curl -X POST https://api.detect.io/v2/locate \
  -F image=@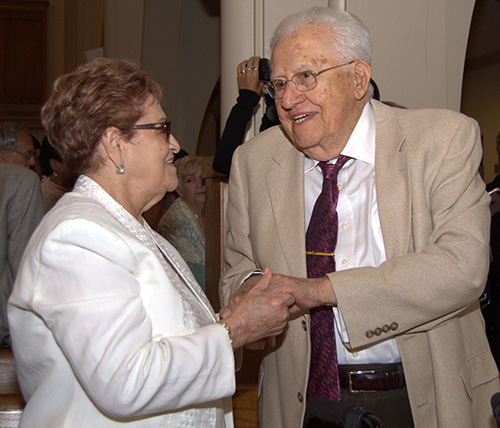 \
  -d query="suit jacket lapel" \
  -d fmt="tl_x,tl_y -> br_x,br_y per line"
264,103 -> 412,275
372,101 -> 412,259
266,141 -> 308,277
